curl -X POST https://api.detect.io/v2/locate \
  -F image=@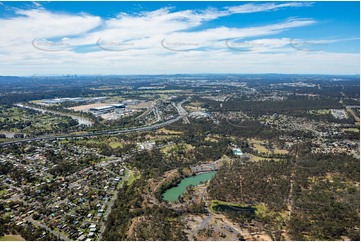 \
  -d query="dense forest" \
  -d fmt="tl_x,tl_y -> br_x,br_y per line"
289,153 -> 360,241
194,96 -> 344,114
102,180 -> 185,241
207,152 -> 360,241
208,158 -> 292,211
